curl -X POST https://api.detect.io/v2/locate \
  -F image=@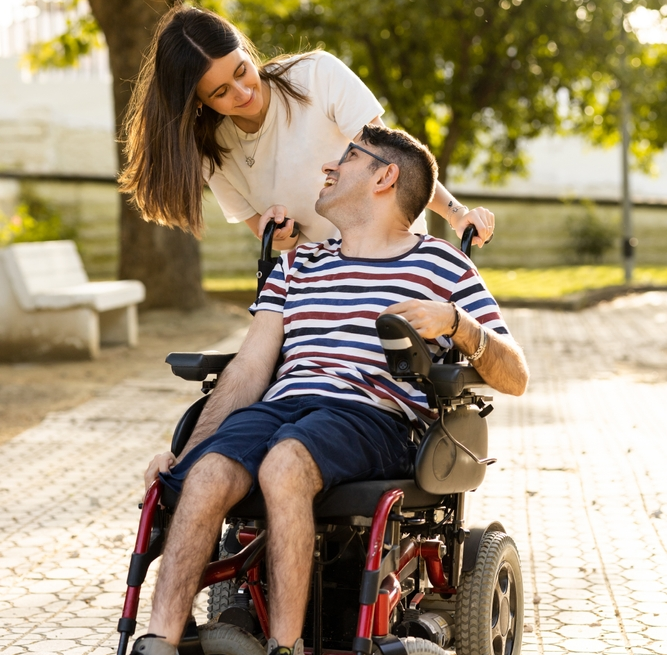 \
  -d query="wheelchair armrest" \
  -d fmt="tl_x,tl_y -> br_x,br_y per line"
376,314 -> 487,399
429,363 -> 485,398
165,351 -> 236,381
